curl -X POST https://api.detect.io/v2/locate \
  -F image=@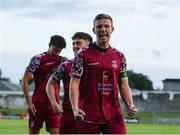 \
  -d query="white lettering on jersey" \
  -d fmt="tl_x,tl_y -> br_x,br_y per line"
88,62 -> 99,66
45,62 -> 55,65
